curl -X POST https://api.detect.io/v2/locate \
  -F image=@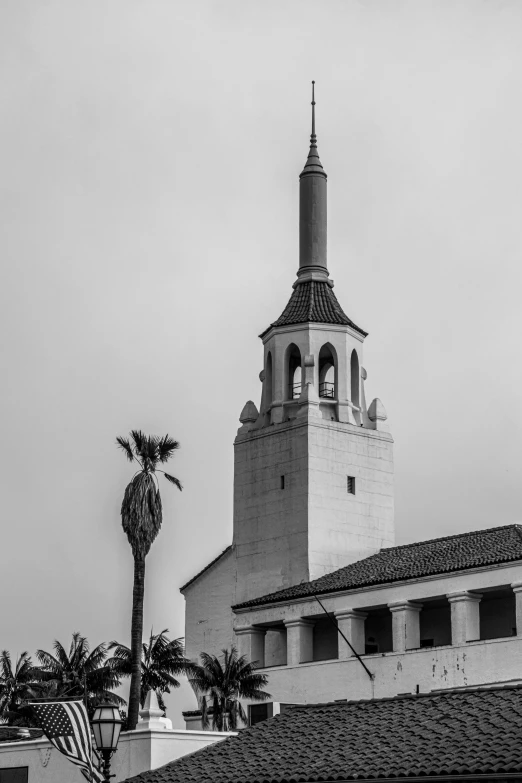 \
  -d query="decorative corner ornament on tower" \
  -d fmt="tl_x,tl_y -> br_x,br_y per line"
91,703 -> 123,781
